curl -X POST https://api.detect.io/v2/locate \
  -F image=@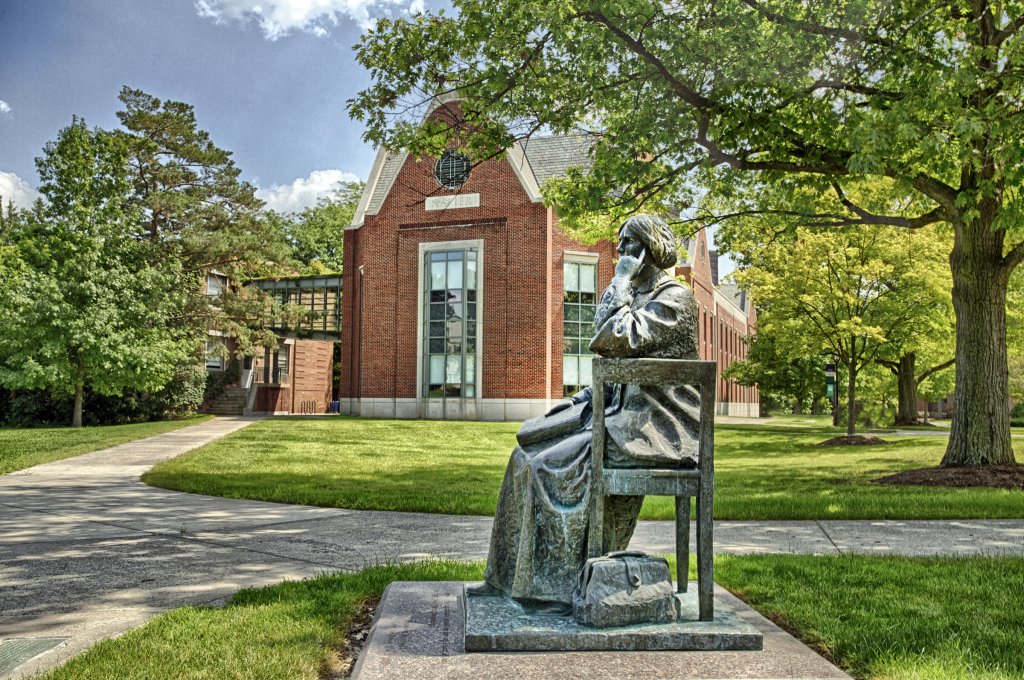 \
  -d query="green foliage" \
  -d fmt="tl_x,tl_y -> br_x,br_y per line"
733,225 -> 951,434
276,181 -> 362,274
115,87 -> 295,358
202,360 -> 241,404
0,119 -> 192,425
722,332 -> 826,414
349,0 -> 1024,464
